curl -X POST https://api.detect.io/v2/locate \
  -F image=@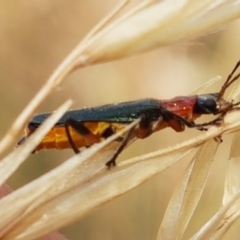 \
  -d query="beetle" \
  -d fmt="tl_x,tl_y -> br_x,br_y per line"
17,60 -> 240,167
